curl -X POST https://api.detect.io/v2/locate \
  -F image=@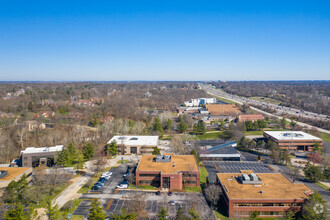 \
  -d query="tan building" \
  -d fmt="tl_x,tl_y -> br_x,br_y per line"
263,131 -> 322,151
136,155 -> 200,190
217,171 -> 312,218
0,167 -> 33,197
238,114 -> 265,122
108,136 -> 159,155
20,145 -> 63,167
205,104 -> 241,116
